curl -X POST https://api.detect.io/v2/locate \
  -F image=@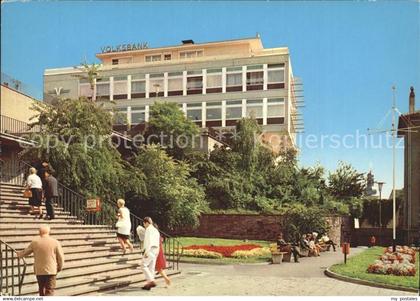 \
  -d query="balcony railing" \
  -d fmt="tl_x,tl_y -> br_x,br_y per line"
0,115 -> 40,135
